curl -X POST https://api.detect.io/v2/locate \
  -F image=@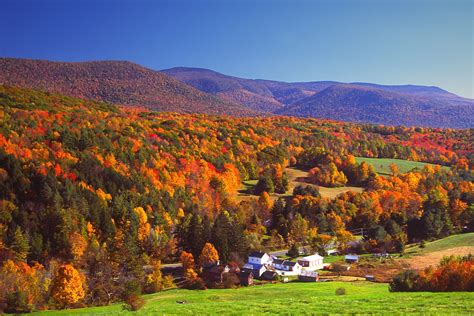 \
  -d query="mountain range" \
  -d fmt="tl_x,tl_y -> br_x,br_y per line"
163,67 -> 473,128
0,57 -> 472,128
0,58 -> 255,116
